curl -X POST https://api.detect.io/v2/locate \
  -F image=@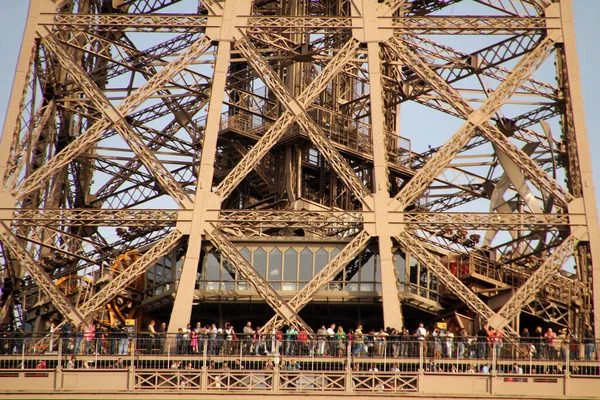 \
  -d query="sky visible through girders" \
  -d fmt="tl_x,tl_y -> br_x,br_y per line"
0,1 -> 599,239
